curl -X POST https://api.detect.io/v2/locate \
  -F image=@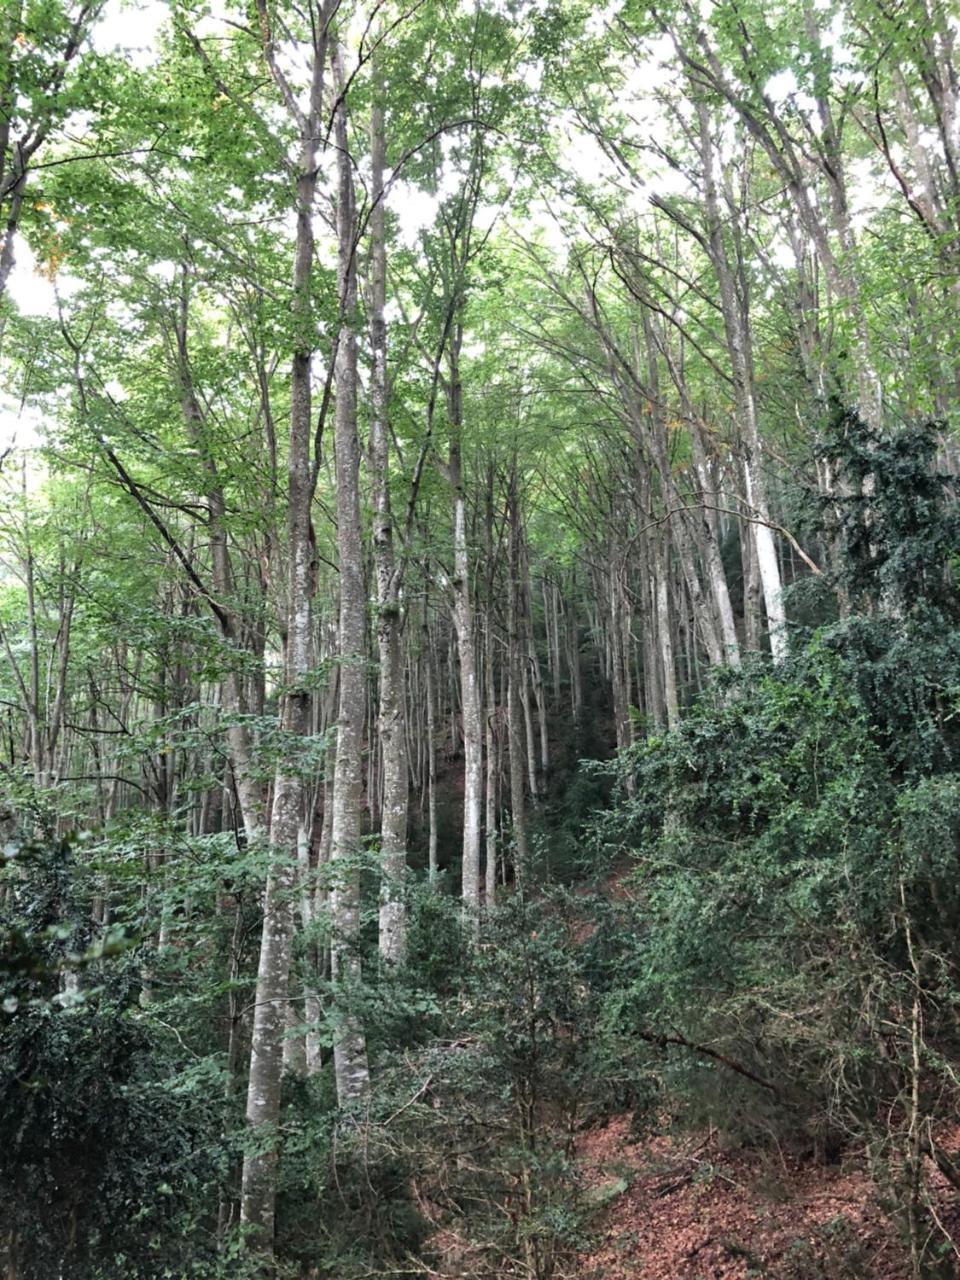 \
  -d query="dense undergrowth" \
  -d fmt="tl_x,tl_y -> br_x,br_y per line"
4,412 -> 960,1278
